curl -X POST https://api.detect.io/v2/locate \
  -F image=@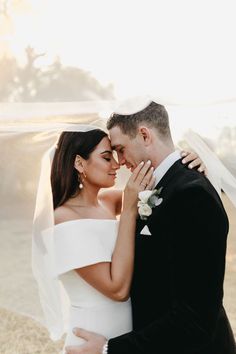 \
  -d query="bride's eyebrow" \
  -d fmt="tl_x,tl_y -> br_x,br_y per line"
100,150 -> 112,155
